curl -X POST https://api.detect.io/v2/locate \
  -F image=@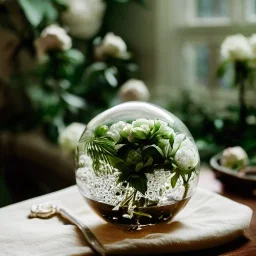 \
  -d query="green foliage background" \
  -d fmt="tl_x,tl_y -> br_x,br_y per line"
0,0 -> 144,142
